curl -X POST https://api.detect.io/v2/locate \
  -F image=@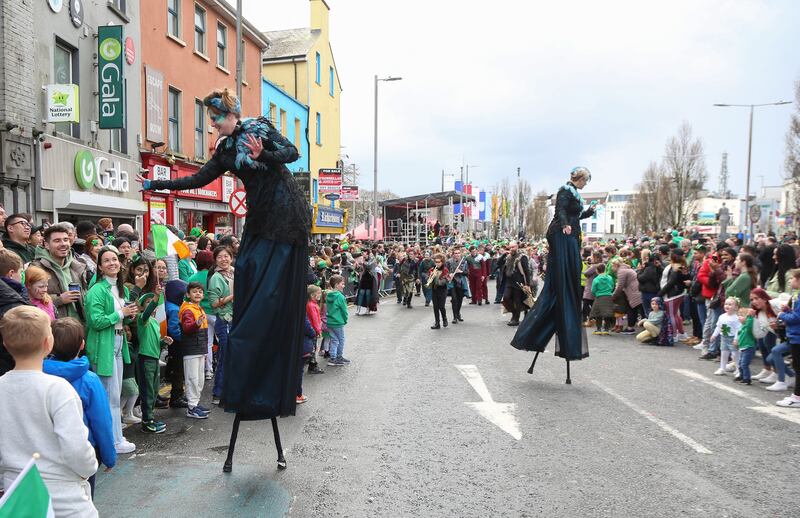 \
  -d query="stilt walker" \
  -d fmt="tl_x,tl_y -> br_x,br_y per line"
139,88 -> 311,471
511,167 -> 600,383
